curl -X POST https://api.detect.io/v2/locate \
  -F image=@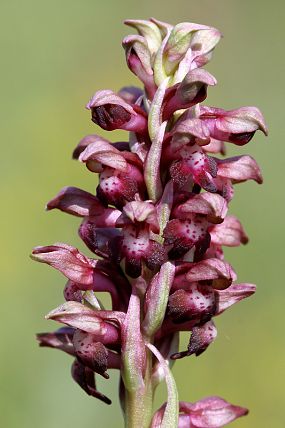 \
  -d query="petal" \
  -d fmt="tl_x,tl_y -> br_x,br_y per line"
150,406 -> 165,428
171,117 -> 211,146
184,396 -> 248,427
185,258 -> 236,289
218,107 -> 268,135
45,301 -> 120,341
163,23 -> 220,75
163,69 -> 216,119
200,106 -> 268,145
178,415 -> 192,428
79,220 -> 121,258
31,243 -> 95,285
173,27 -> 221,84
151,406 -> 192,428
72,134 -> 110,160
122,35 -> 156,98
217,155 -> 263,184
87,89 -> 147,133
174,192 -> 228,224
79,139 -> 128,172
150,17 -> 173,38
45,301 -> 103,333
124,19 -> 162,56
46,186 -> 104,217
119,200 -> 159,232
212,176 -> 235,202
202,138 -> 226,155
87,89 -> 134,113
210,215 -> 248,247
152,396 -> 248,428
190,26 -> 222,68
36,327 -> 75,356
216,283 -> 256,315
204,243 -> 225,261
83,208 -> 122,228
177,69 -> 217,104
123,35 -> 153,75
